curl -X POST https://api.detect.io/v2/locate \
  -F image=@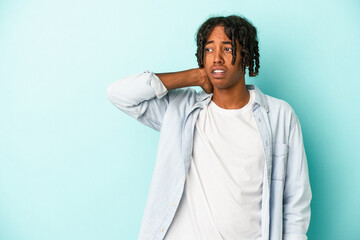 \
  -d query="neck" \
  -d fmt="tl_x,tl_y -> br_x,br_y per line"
211,79 -> 250,109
